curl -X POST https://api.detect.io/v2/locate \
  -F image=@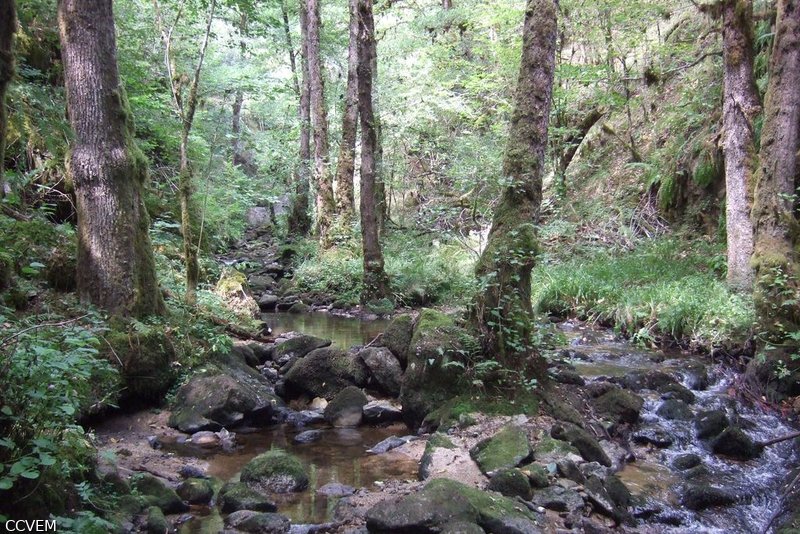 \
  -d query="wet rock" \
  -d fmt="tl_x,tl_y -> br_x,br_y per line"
359,347 -> 403,396
617,370 -> 678,392
317,483 -> 355,497
258,294 -> 280,311
145,506 -> 169,534
176,478 -> 214,505
523,464 -> 550,489
531,485 -> 584,513
470,425 -> 533,475
711,427 -> 762,461
551,368 -> 586,386
672,453 -> 702,471
224,510 -> 291,533
440,521 -> 485,534
240,450 -> 309,493
559,349 -> 591,361
592,389 -> 644,425
288,301 -> 311,314
293,429 -> 323,444
680,362 -> 709,391
262,366 -> 280,382
695,409 -> 730,439
659,383 -> 696,404
285,409 -> 325,428
487,468 -> 533,500
131,474 -> 189,514
655,399 -> 693,421
365,478 -> 540,533
551,423 -> 611,467
632,427 -> 674,448
273,335 -> 331,361
218,482 -> 278,513
368,435 -> 415,454
683,464 -> 710,479
284,347 -> 367,399
362,400 -> 403,425
324,386 -> 368,427
178,465 -> 208,479
681,484 -> 737,510
604,474 -> 632,510
380,314 -> 414,366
